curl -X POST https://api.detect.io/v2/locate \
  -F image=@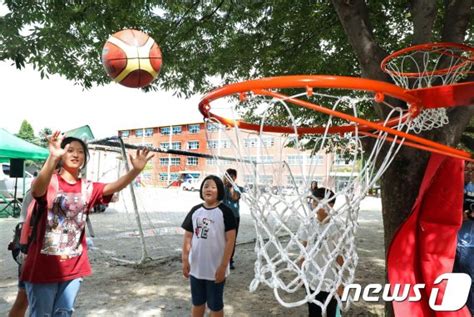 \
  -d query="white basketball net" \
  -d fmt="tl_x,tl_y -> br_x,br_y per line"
204,87 -> 418,314
382,44 -> 473,134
